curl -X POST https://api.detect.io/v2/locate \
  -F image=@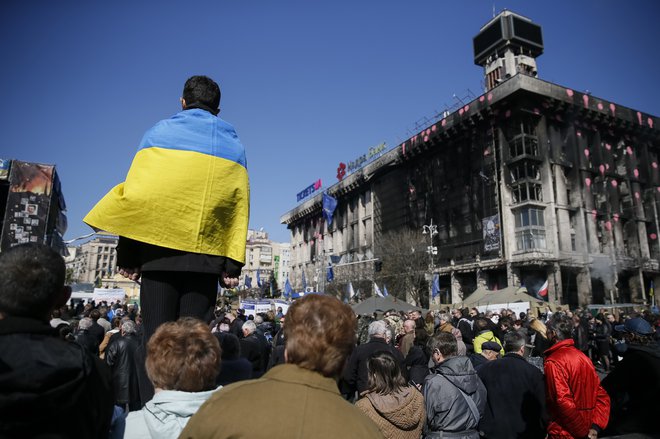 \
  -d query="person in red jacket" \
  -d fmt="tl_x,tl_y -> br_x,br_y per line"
544,313 -> 610,439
